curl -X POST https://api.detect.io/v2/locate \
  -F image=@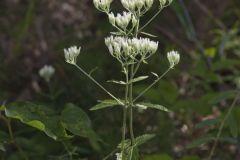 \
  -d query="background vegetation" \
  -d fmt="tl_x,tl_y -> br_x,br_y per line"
0,0 -> 240,159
